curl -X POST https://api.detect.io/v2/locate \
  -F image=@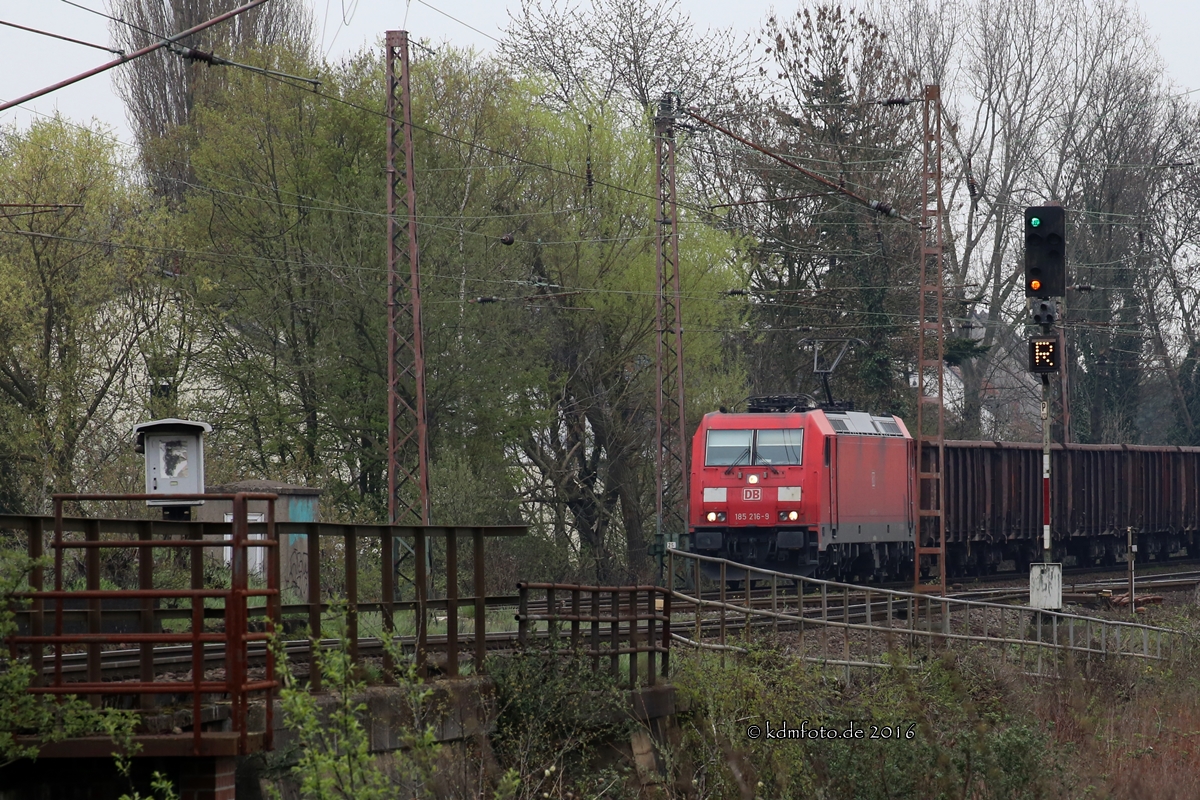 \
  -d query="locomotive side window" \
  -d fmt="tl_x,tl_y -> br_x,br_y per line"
754,429 -> 803,465
706,429 -> 752,465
